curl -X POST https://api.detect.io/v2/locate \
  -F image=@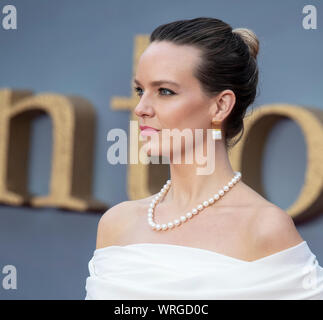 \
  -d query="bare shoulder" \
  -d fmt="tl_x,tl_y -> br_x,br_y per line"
95,196 -> 155,249
251,204 -> 305,257
95,200 -> 136,249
